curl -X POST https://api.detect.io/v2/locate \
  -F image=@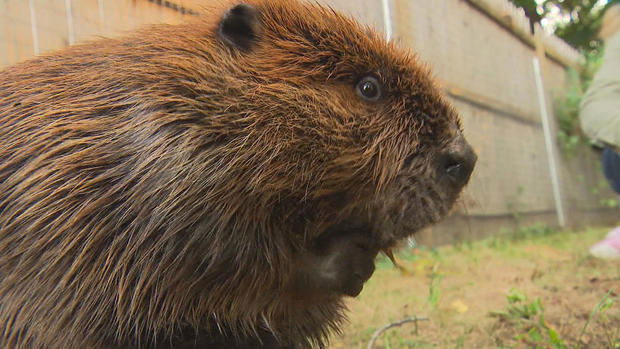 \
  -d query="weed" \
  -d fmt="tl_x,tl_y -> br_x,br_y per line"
492,288 -> 542,320
453,335 -> 466,349
506,185 -> 526,226
600,198 -> 619,208
491,288 -> 568,348
428,264 -> 443,309
453,240 -> 474,253
486,224 -> 558,252
580,290 -> 619,347
510,223 -> 557,241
